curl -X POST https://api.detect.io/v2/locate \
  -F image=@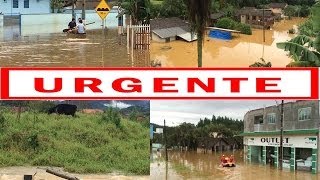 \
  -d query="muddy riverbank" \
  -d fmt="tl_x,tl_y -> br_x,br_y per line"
151,18 -> 306,67
0,167 -> 149,180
